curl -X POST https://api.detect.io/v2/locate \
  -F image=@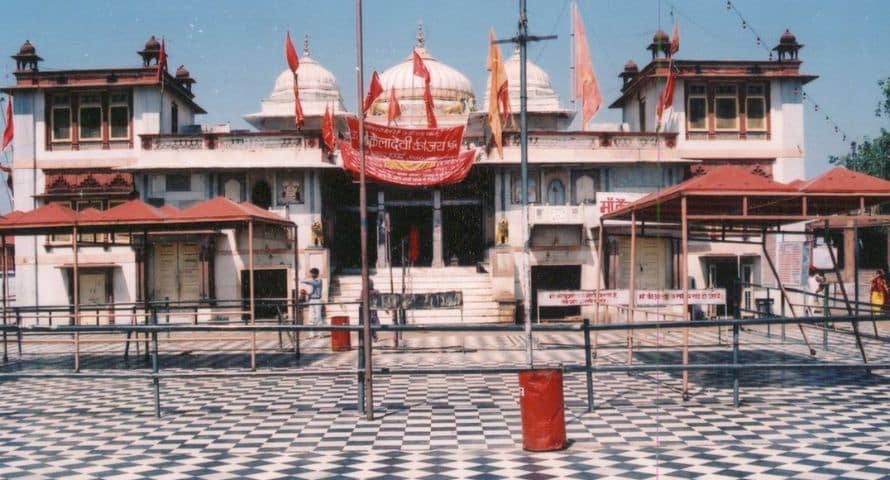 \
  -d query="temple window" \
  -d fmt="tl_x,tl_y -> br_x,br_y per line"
745,84 -> 766,131
714,84 -> 739,131
109,92 -> 130,140
51,94 -> 72,142
686,85 -> 707,131
78,93 -> 102,141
